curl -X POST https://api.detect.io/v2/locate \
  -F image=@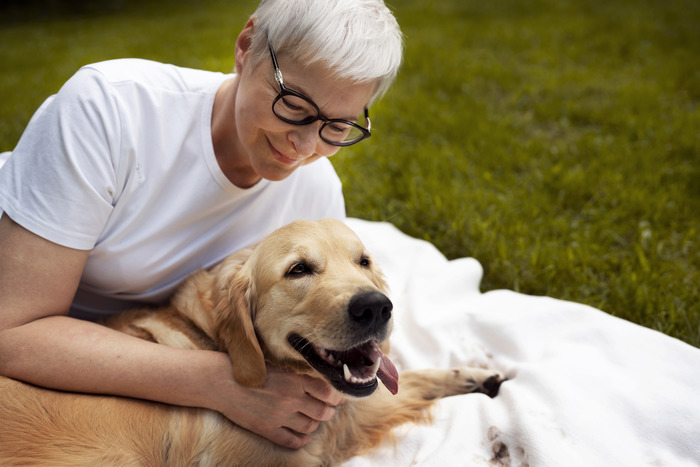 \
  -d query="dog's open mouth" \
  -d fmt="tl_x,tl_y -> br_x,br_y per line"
288,334 -> 399,397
